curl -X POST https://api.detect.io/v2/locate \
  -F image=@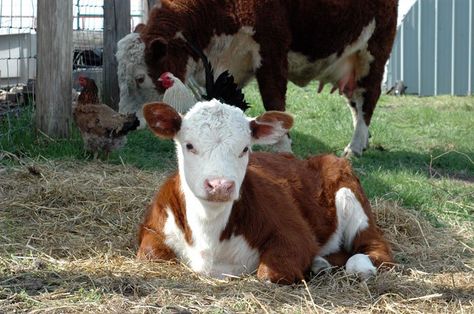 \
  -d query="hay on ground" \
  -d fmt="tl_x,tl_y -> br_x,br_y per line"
0,159 -> 473,313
